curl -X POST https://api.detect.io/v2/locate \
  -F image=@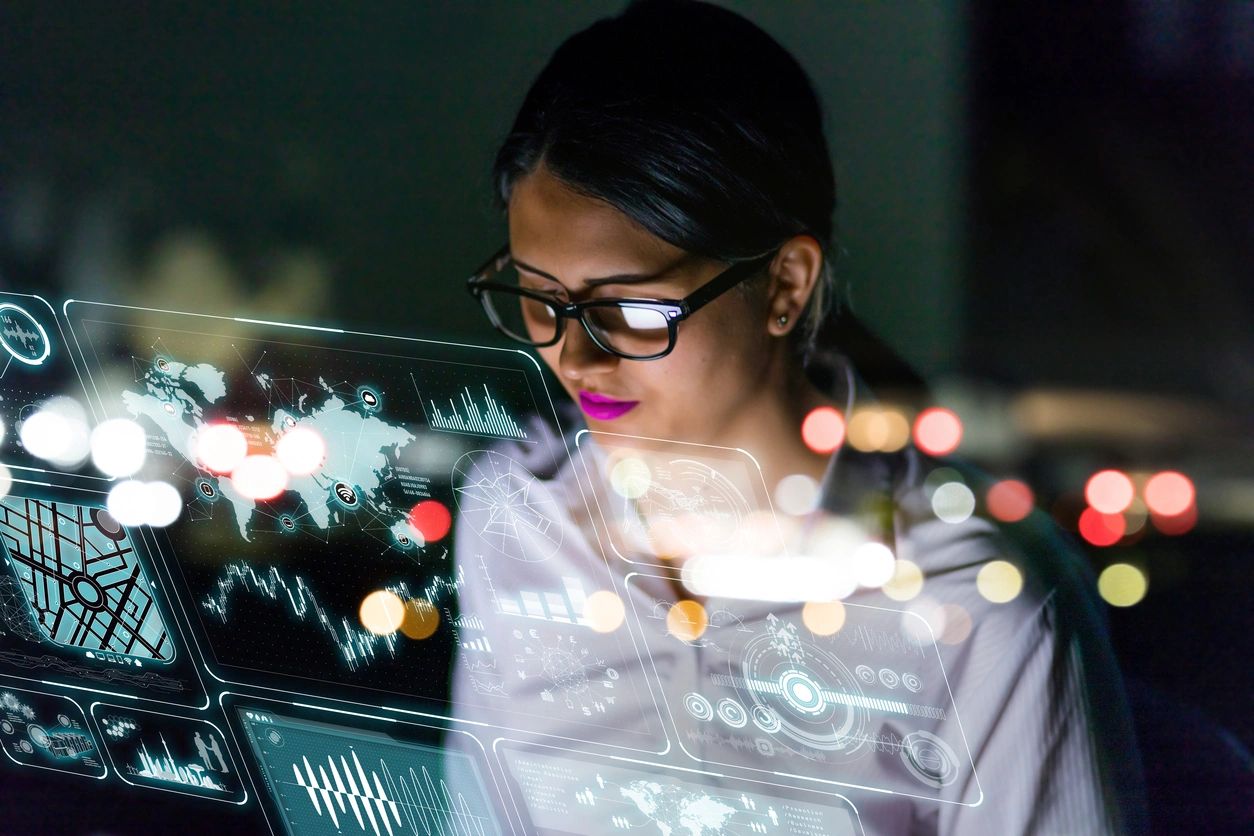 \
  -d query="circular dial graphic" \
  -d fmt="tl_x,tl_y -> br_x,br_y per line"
453,450 -> 563,562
